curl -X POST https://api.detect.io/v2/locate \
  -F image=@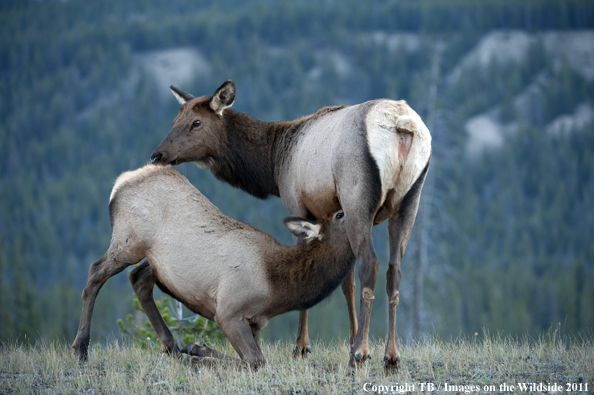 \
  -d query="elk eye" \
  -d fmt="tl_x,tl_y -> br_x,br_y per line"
336,212 -> 344,219
192,120 -> 201,128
